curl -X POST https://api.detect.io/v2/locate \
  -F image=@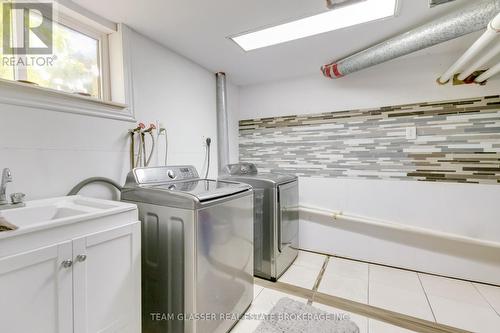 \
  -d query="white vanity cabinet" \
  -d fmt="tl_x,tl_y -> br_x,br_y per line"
0,196 -> 141,333
0,240 -> 74,333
